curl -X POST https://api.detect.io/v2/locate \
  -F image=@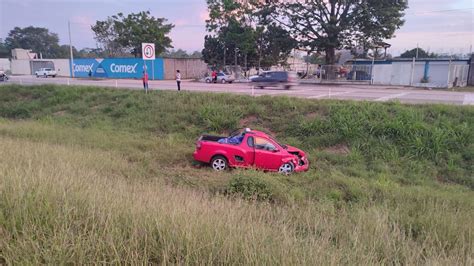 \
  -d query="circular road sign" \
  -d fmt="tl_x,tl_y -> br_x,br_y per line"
143,44 -> 155,59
